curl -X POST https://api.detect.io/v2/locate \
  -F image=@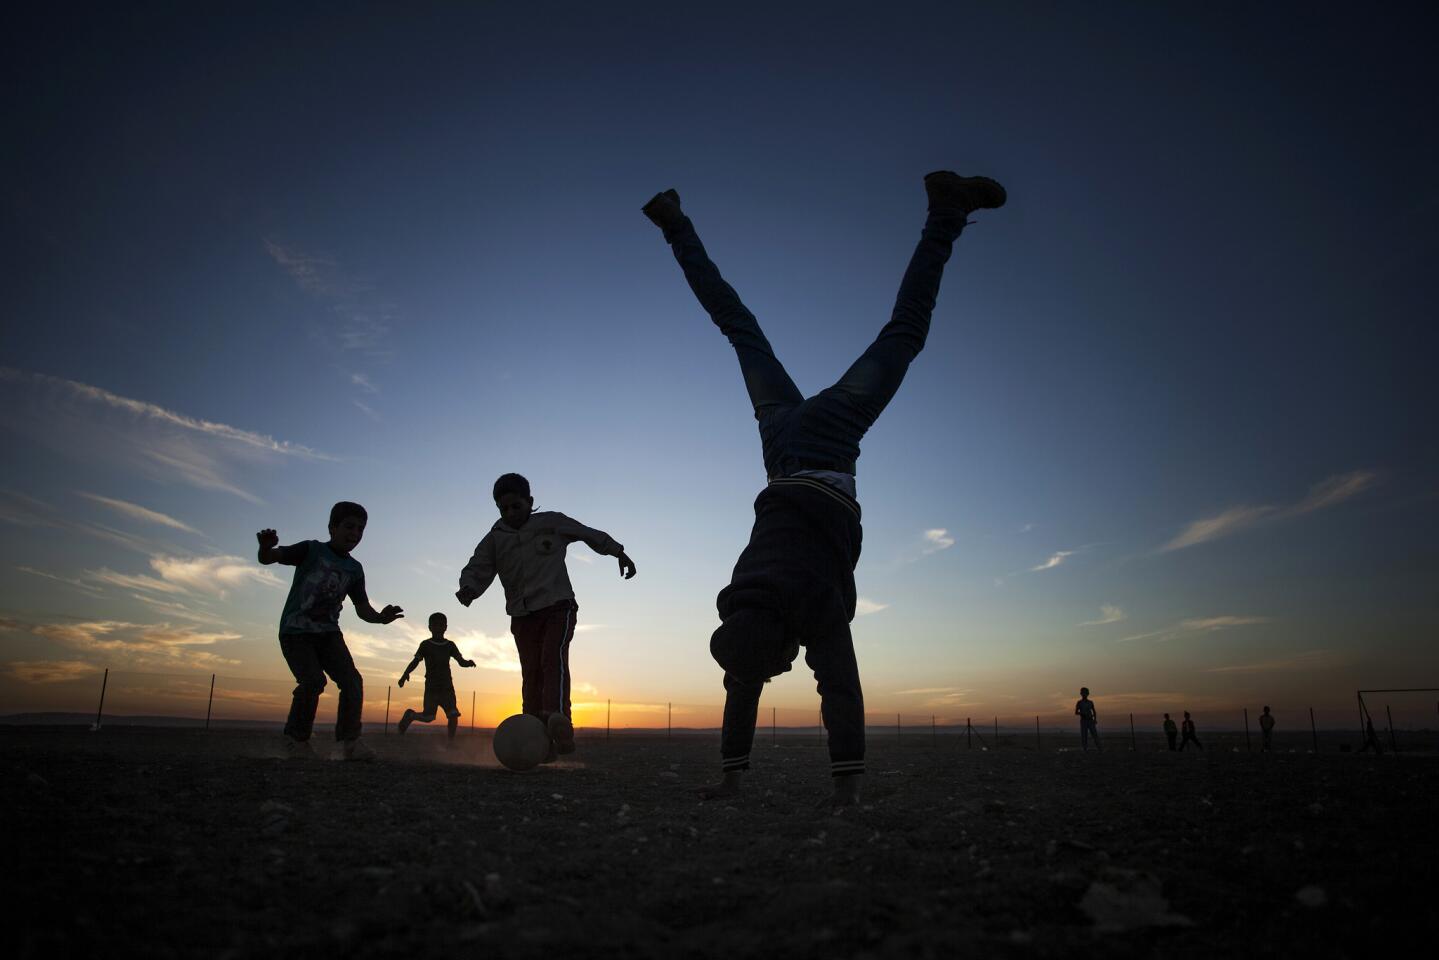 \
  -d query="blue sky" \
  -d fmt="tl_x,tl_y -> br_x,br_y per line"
2,2 -> 1435,726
